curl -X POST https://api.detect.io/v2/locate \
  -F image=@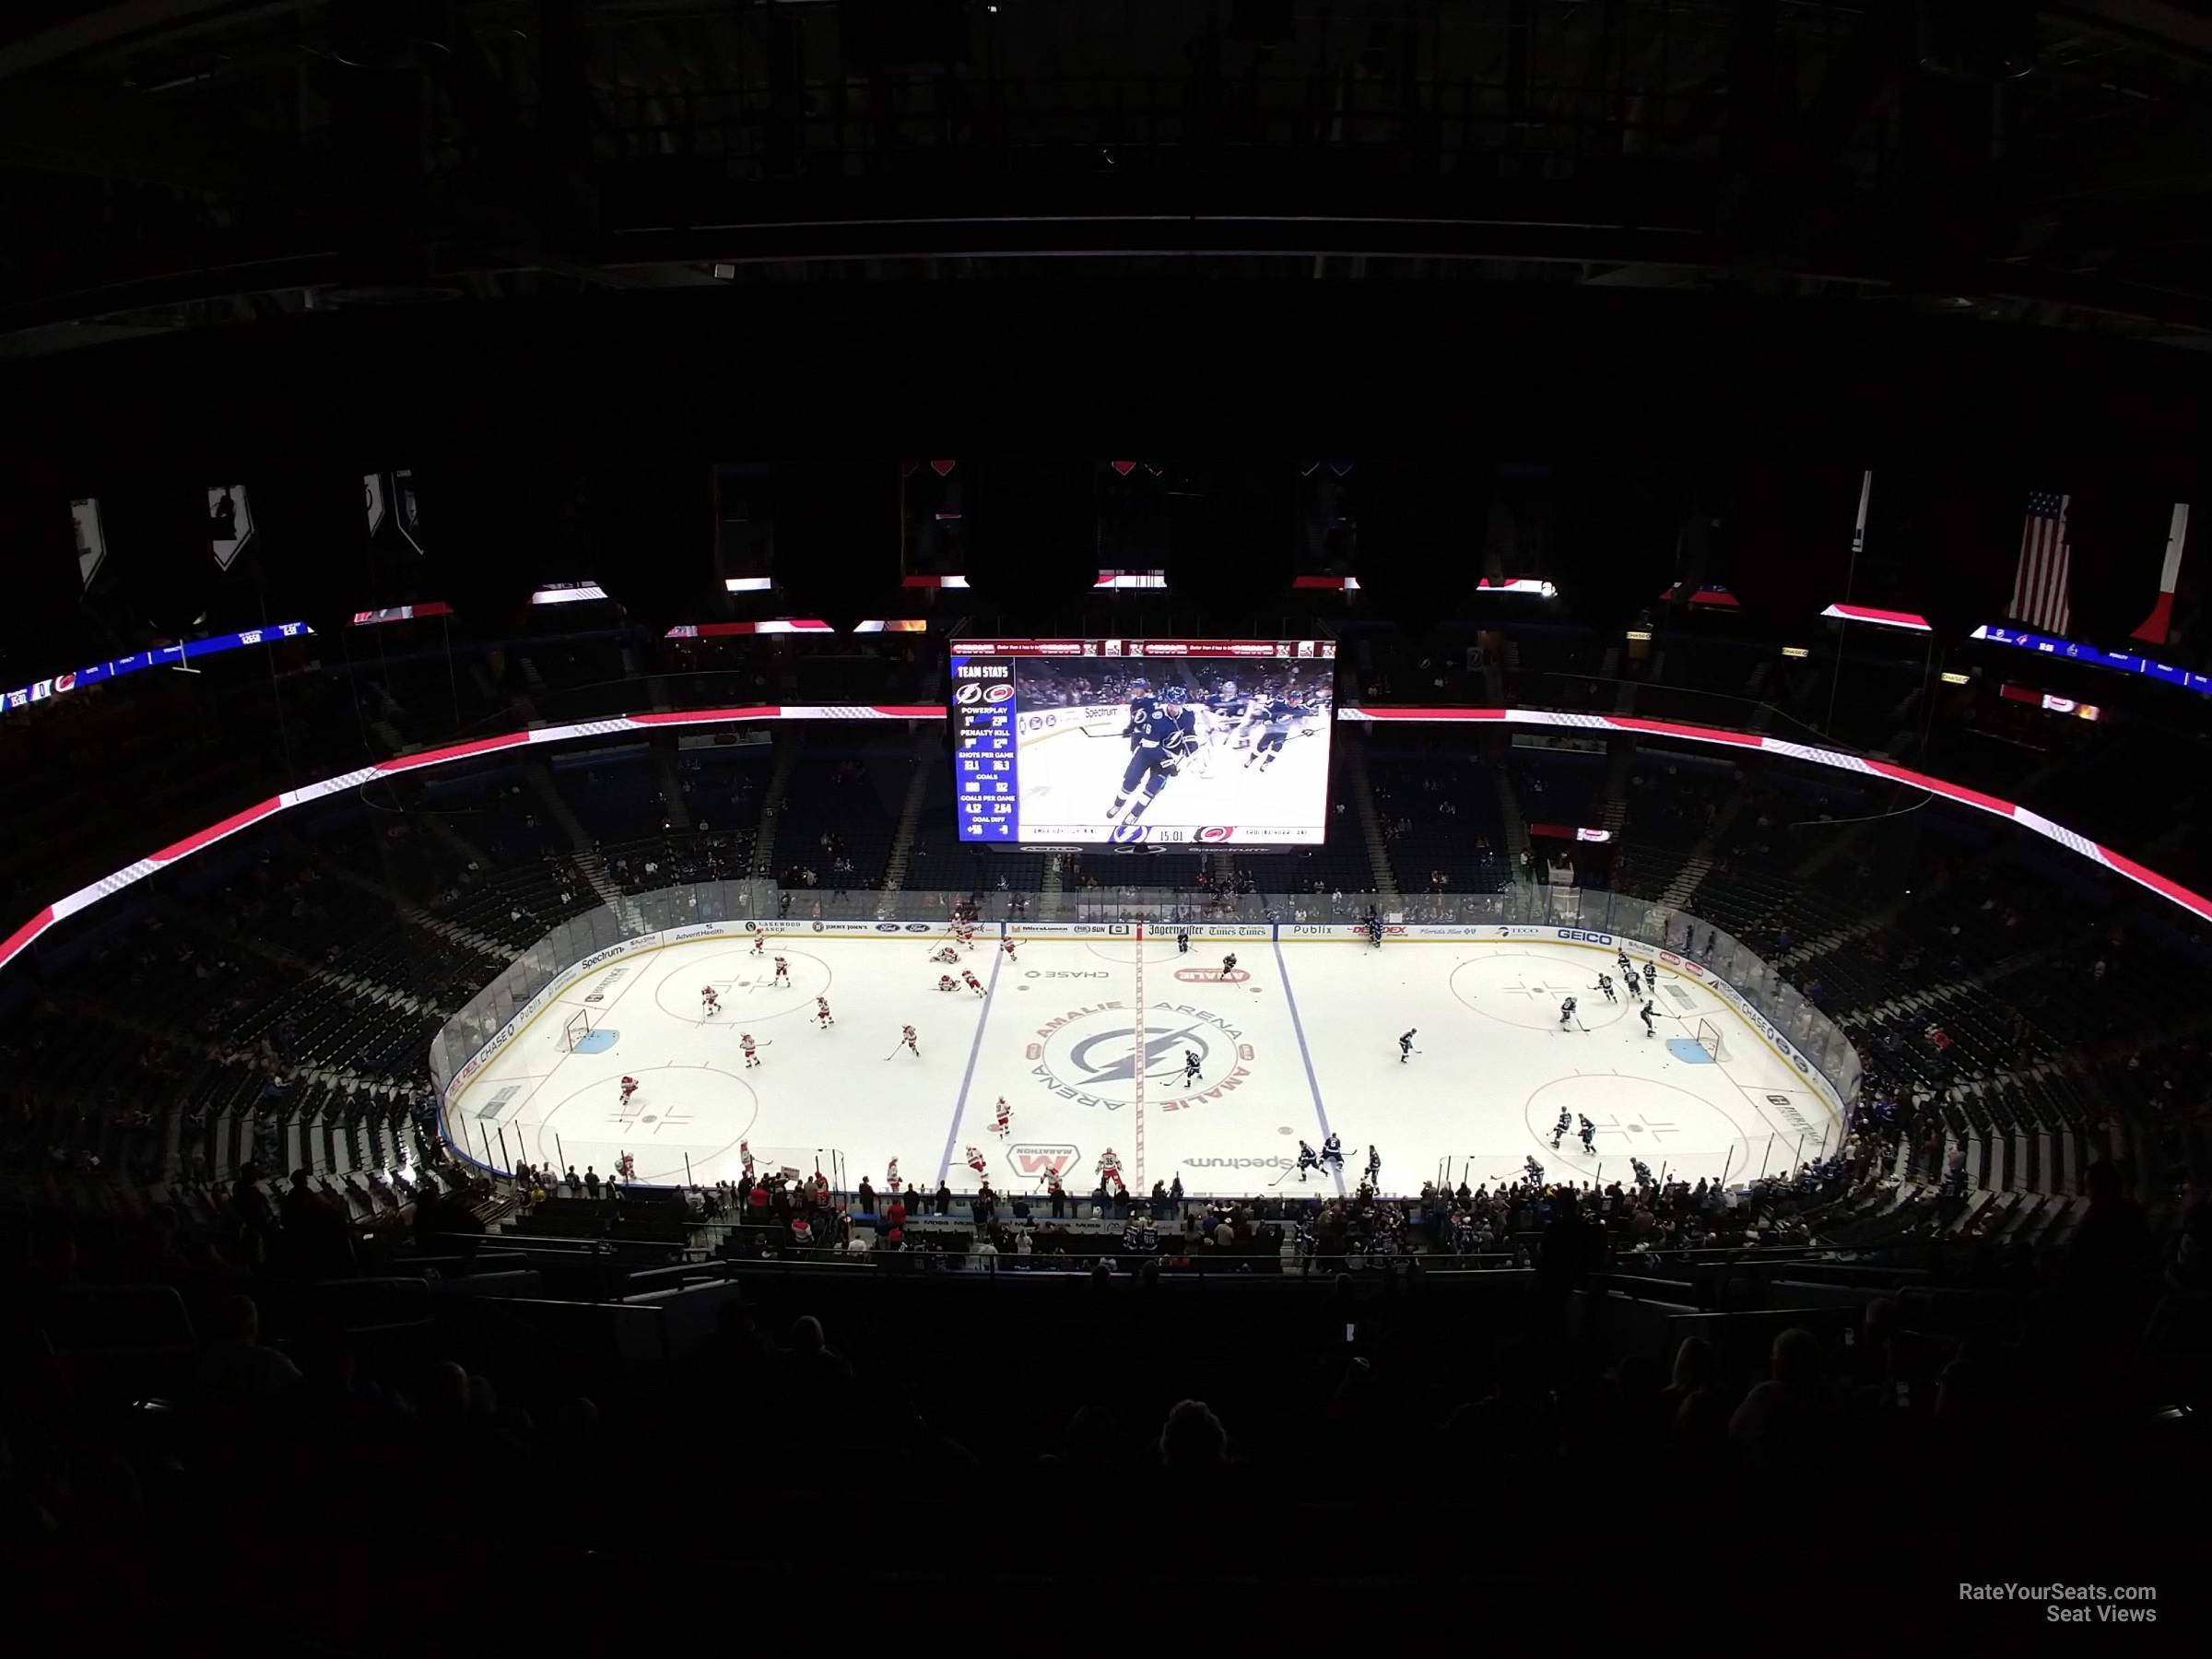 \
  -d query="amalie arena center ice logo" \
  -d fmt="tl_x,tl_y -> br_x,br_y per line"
1028,1002 -> 1255,1113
